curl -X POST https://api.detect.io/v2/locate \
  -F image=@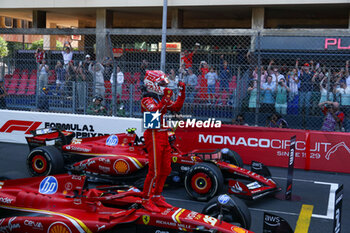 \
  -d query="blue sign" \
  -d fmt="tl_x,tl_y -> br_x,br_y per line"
218,194 -> 230,205
143,111 -> 161,129
39,176 -> 58,194
106,135 -> 119,146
